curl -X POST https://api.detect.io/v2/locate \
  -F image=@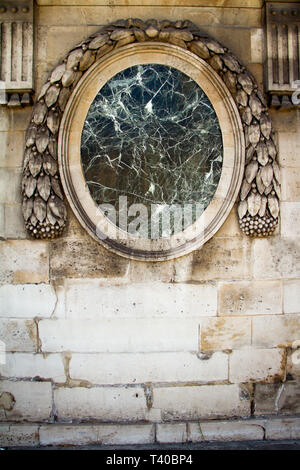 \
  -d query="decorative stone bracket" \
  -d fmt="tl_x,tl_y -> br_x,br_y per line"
266,2 -> 300,108
0,0 -> 34,107
21,19 -> 280,242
